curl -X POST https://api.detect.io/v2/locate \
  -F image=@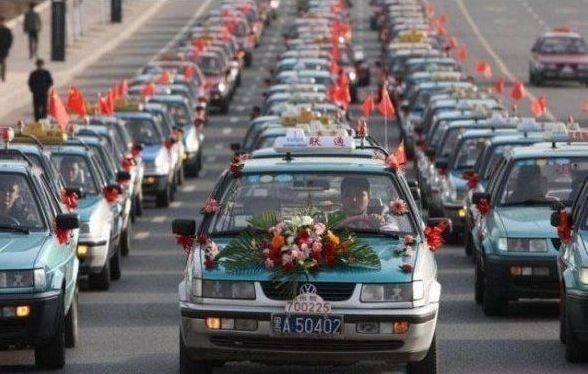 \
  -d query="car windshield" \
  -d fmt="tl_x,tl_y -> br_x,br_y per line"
198,55 -> 224,75
51,154 -> 99,195
499,157 -> 588,206
439,127 -> 463,157
0,173 -> 44,230
167,102 -> 192,126
539,37 -> 588,54
453,137 -> 489,169
124,118 -> 162,145
210,173 -> 414,235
